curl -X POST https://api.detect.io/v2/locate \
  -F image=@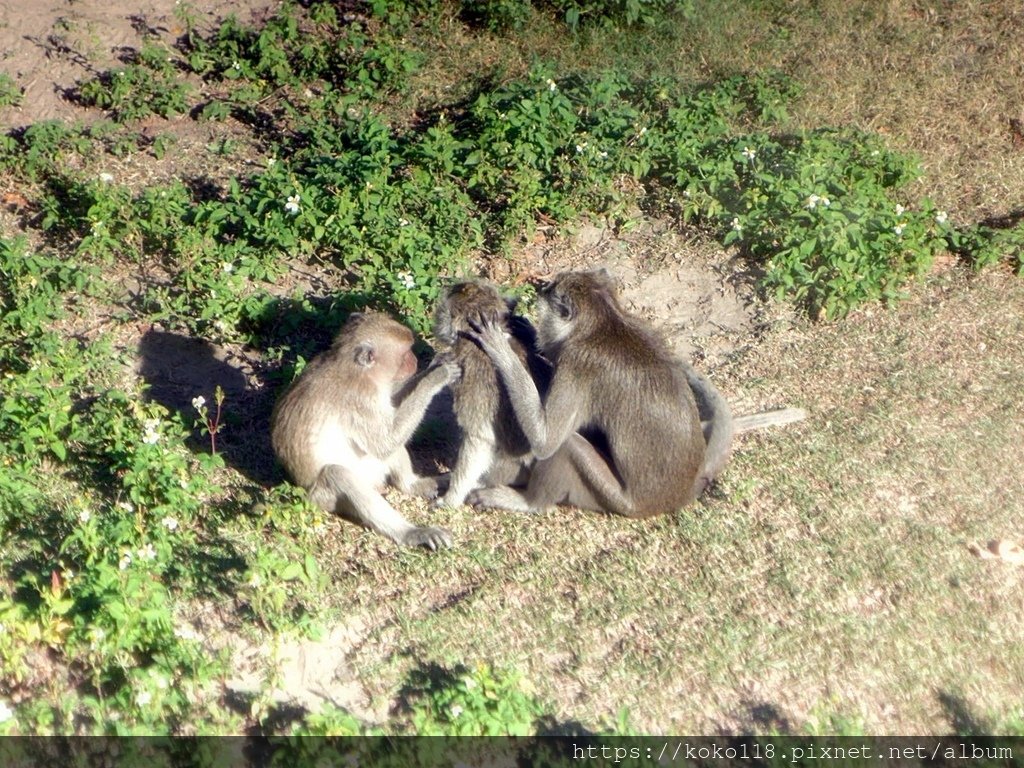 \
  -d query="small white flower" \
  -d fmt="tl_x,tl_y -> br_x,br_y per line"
575,144 -> 585,154
0,700 -> 14,724
638,126 -> 648,136
90,220 -> 105,237
162,516 -> 179,532
463,677 -> 477,690
118,501 -> 134,513
174,625 -> 200,641
284,194 -> 301,215
806,194 -> 821,209
397,271 -> 416,290
267,157 -> 276,167
142,430 -> 160,445
232,61 -> 241,71
99,172 -> 115,184
398,218 -> 410,227
935,210 -> 948,225
119,553 -> 132,570
545,78 -> 557,91
135,690 -> 152,707
598,150 -> 608,159
741,146 -> 756,161
894,223 -> 906,236
137,544 -> 157,562
895,204 -> 906,215
142,419 -> 160,444
192,396 -> 206,411
249,574 -> 262,588
63,569 -> 74,581
78,508 -> 92,524
821,196 -> 831,207
731,217 -> 743,232
450,704 -> 464,719
222,262 -> 234,274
